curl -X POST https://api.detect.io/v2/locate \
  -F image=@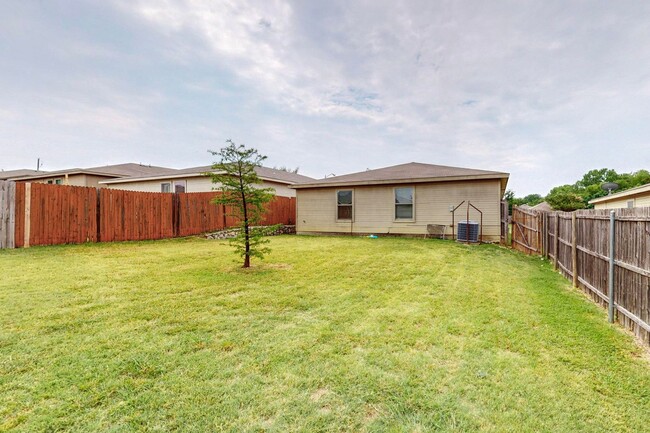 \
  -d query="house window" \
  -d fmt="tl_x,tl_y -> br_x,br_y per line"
161,183 -> 171,193
627,199 -> 635,208
337,190 -> 353,220
55,179 -> 62,185
174,180 -> 186,193
394,187 -> 414,220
